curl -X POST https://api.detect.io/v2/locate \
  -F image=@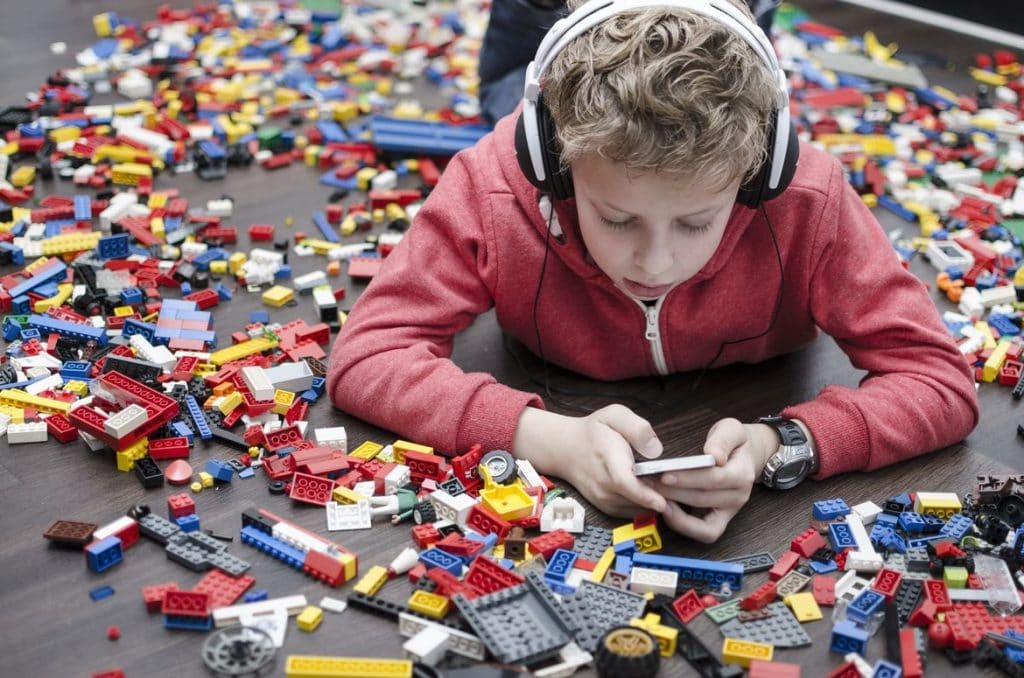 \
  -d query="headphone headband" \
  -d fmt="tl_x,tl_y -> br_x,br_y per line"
521,0 -> 791,191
